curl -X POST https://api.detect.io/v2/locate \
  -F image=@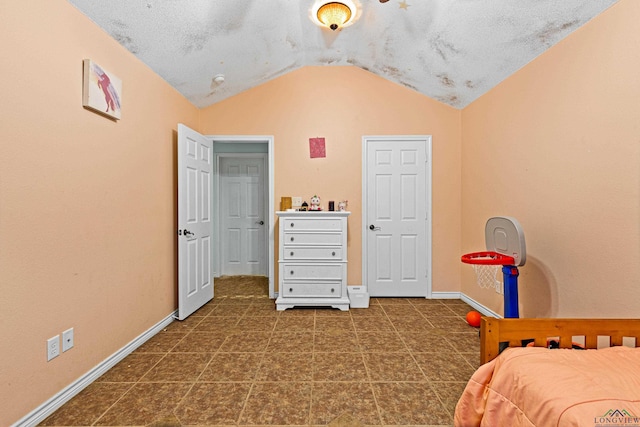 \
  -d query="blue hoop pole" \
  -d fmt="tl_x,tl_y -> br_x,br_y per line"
502,265 -> 520,318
